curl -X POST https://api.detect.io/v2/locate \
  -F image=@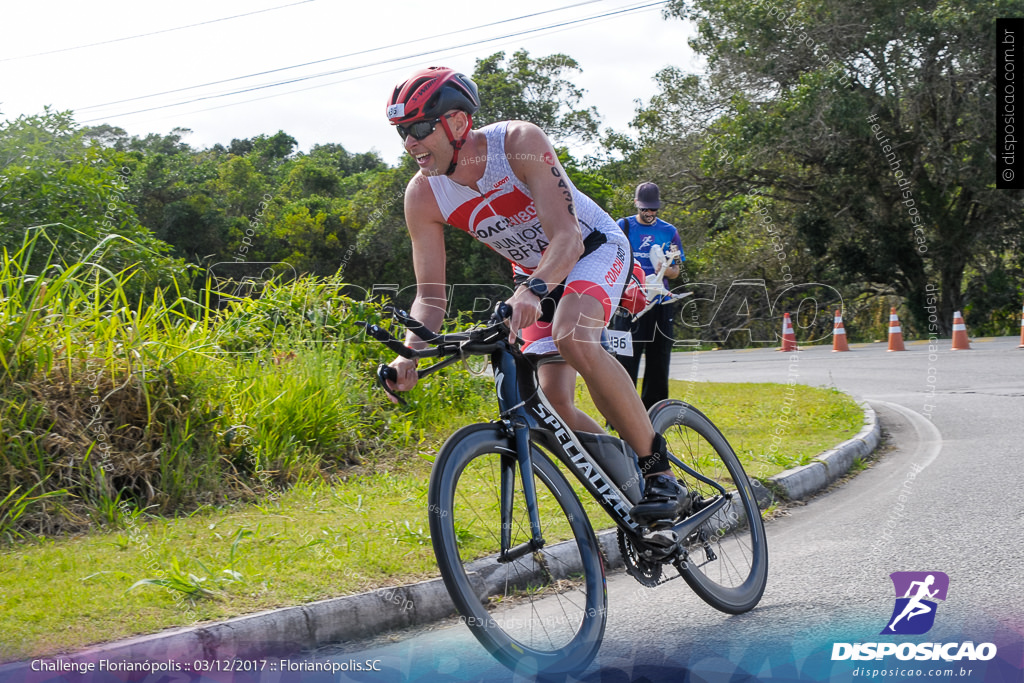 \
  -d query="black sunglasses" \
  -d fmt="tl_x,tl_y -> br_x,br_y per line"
639,208 -> 659,213
396,116 -> 449,141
